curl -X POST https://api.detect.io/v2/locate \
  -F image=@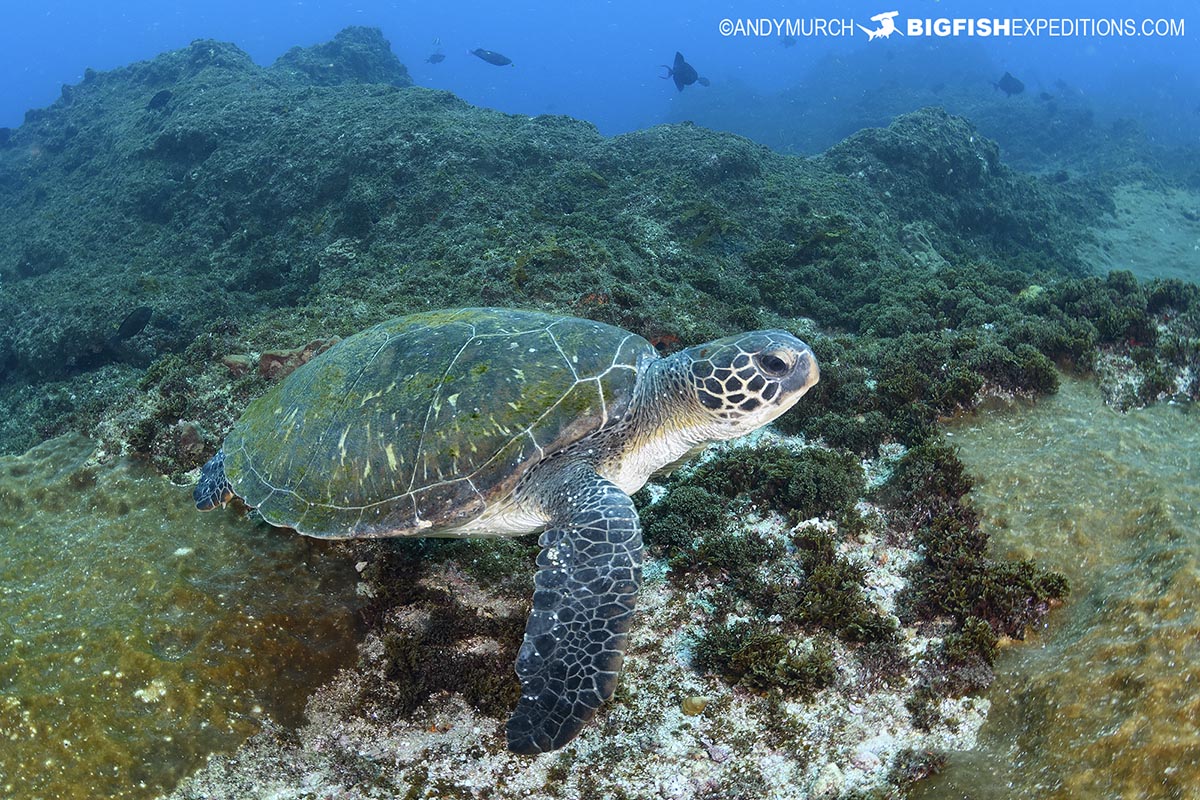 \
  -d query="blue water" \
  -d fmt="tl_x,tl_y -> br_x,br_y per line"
2,0 -> 1196,143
